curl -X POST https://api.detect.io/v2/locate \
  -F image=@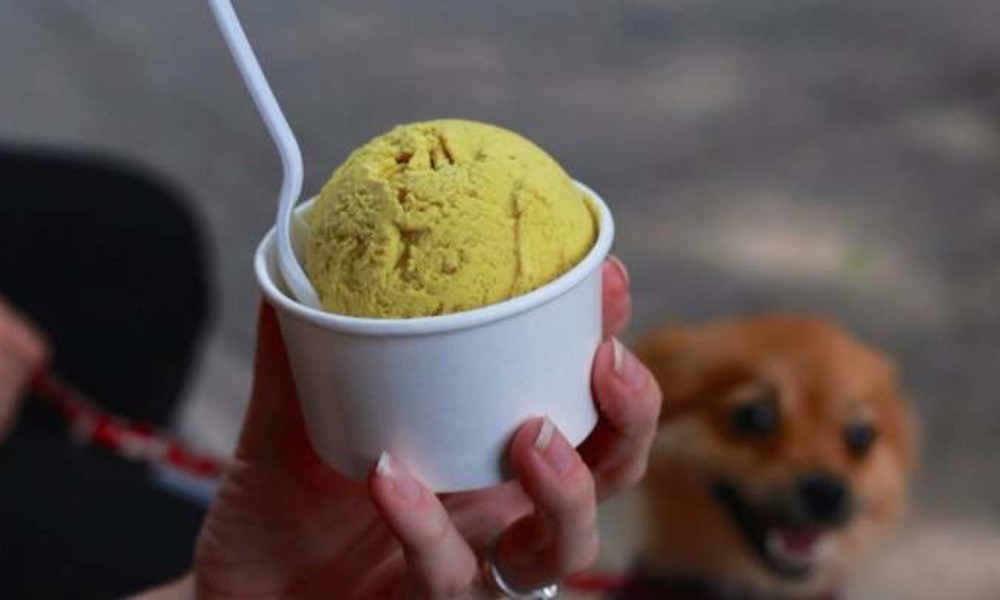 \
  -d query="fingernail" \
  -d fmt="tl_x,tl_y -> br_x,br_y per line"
612,337 -> 646,390
534,417 -> 555,452
612,337 -> 626,375
376,451 -> 420,503
608,255 -> 630,286
375,450 -> 392,476
533,418 -> 574,475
